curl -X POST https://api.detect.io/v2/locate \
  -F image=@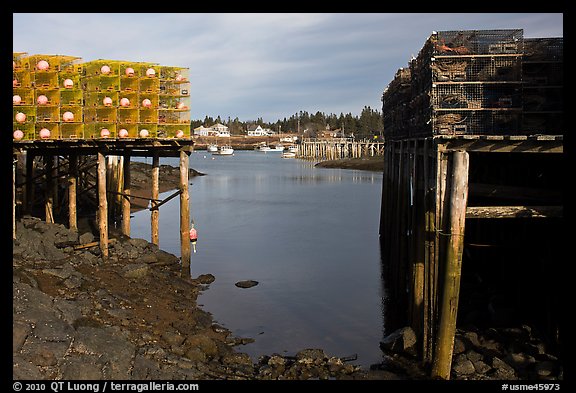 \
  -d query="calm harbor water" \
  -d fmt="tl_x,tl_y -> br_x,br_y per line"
130,150 -> 385,368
